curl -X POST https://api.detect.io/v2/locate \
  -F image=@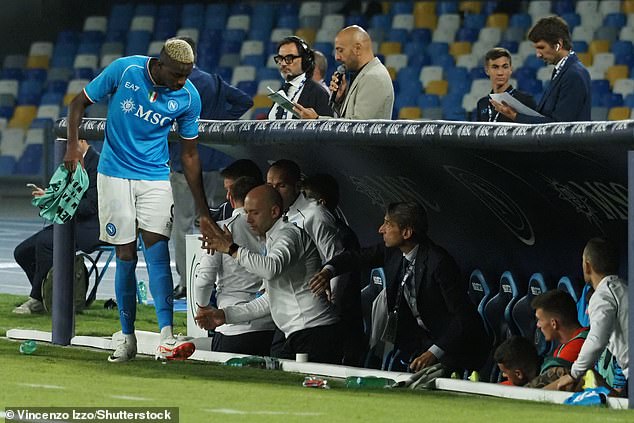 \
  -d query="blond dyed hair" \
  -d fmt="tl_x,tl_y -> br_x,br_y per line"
163,39 -> 194,64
